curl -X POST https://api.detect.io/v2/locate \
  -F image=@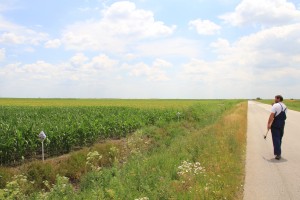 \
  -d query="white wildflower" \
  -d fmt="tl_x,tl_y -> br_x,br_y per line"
135,197 -> 149,200
177,160 -> 205,176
